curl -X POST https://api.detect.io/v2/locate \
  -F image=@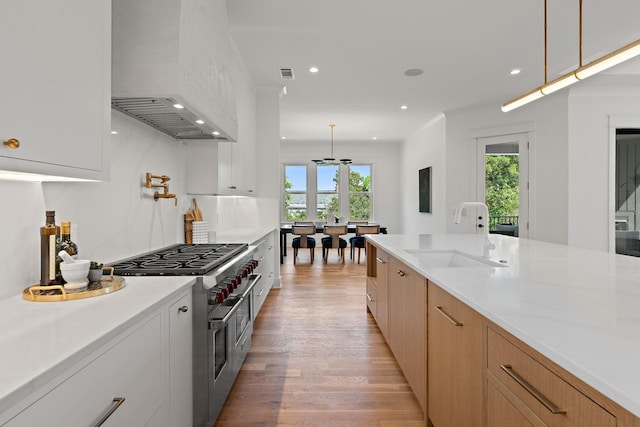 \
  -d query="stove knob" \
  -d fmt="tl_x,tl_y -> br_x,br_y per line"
227,282 -> 234,293
236,274 -> 243,284
253,259 -> 259,268
216,292 -> 225,303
